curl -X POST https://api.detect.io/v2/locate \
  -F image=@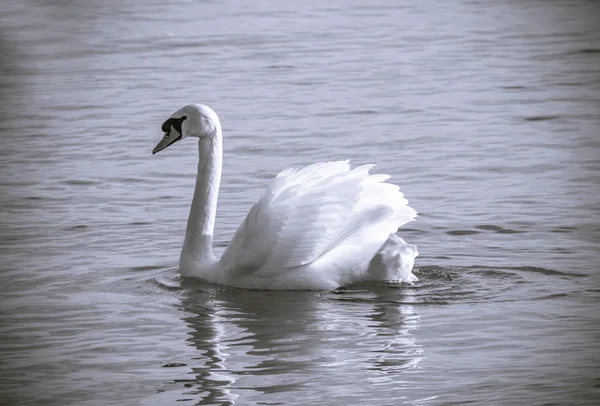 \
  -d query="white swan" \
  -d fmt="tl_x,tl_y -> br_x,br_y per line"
152,104 -> 419,290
